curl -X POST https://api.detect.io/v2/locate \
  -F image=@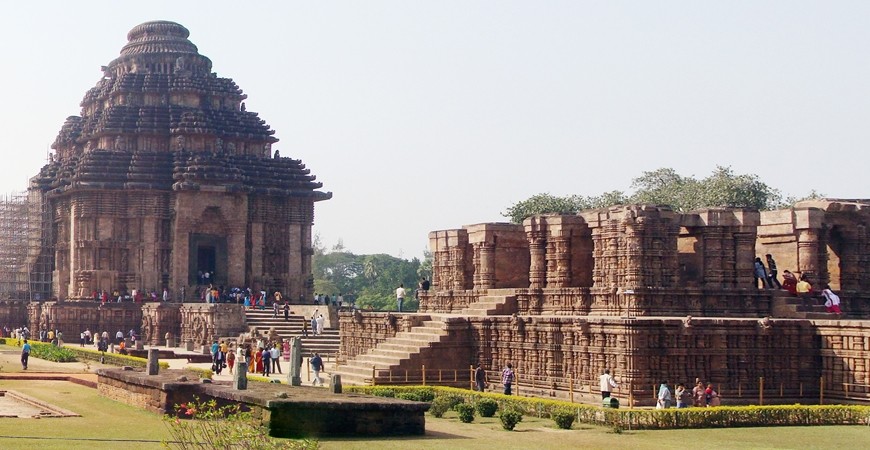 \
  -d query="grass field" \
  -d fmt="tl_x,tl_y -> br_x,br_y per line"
0,347 -> 867,449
